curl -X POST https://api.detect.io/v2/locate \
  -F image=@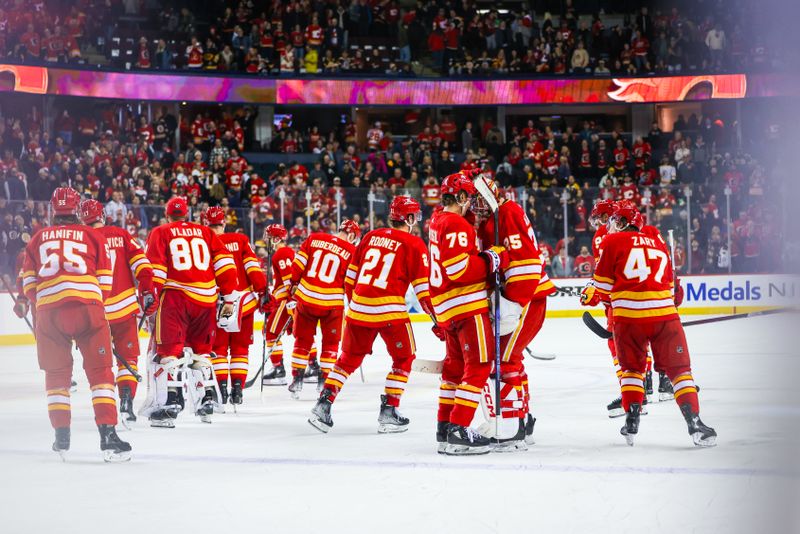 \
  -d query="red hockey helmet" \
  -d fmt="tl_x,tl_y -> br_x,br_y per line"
389,195 -> 421,224
440,172 -> 477,198
589,199 -> 616,228
79,199 -> 105,225
204,206 -> 225,226
50,187 -> 81,216
609,202 -> 644,232
264,223 -> 288,242
165,196 -> 189,218
339,219 -> 361,242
